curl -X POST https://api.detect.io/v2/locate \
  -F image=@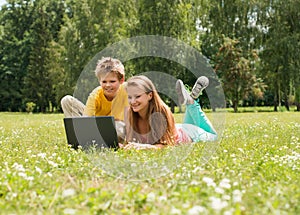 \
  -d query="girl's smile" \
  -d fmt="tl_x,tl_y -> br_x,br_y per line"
127,87 -> 152,115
